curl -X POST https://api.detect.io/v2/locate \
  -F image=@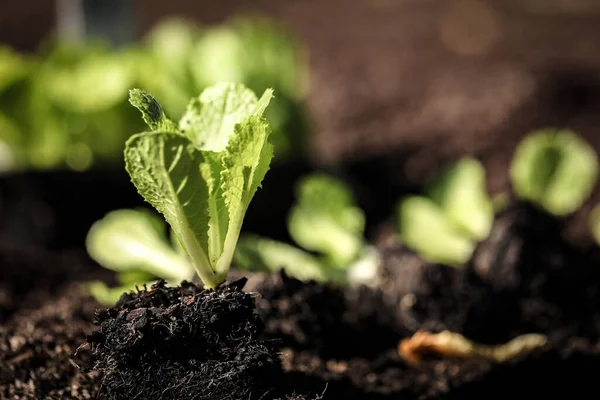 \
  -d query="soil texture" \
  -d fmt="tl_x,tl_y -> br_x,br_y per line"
87,279 -> 315,400
3,200 -> 600,399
